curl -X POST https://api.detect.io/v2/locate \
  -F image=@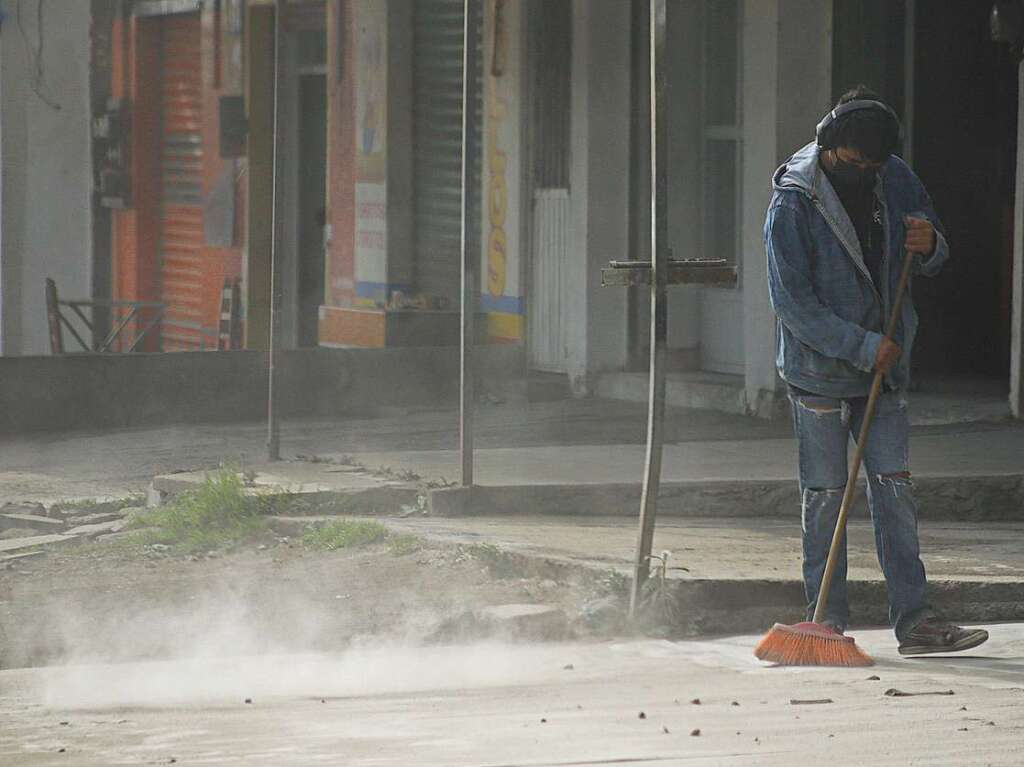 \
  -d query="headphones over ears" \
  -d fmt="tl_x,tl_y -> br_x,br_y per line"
815,99 -> 902,152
